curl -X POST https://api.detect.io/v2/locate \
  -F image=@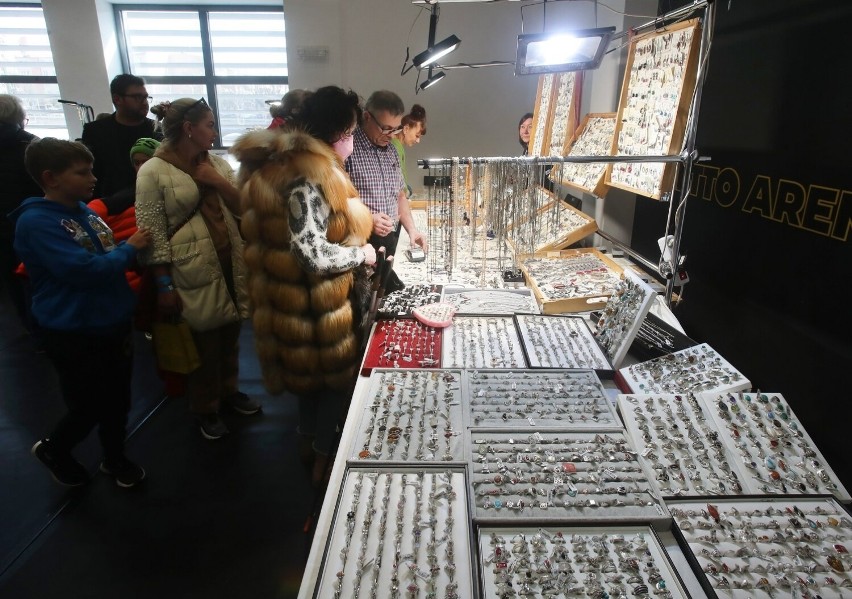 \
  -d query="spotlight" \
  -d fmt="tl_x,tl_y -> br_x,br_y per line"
419,71 -> 447,91
515,26 -> 615,76
413,34 -> 462,69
